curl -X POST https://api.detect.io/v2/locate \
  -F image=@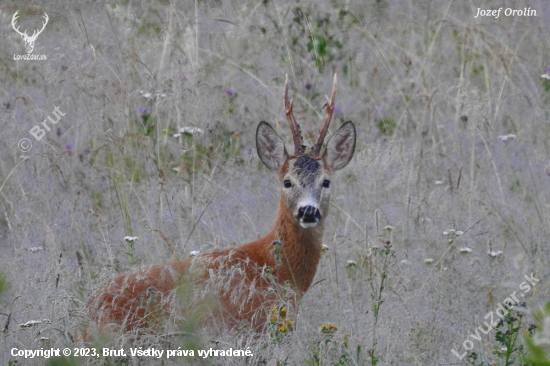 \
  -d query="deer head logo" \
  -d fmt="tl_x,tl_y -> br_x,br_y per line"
12,11 -> 48,54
